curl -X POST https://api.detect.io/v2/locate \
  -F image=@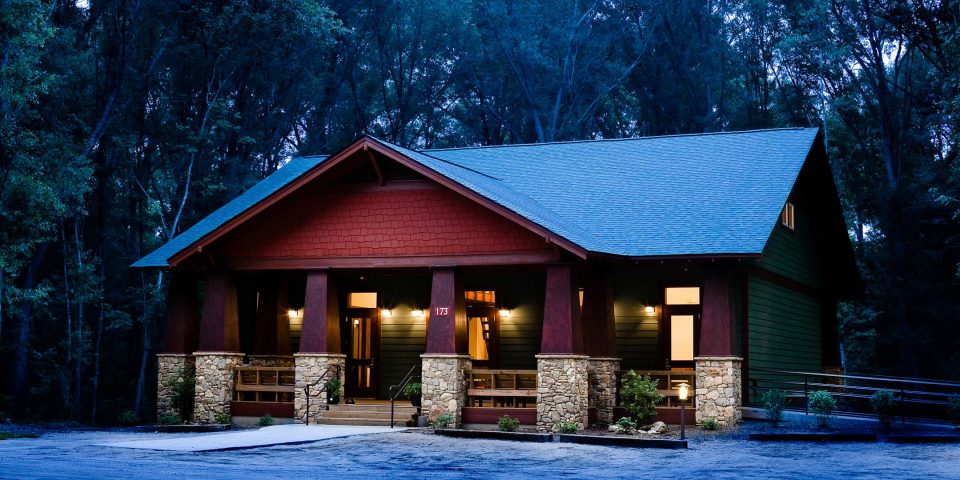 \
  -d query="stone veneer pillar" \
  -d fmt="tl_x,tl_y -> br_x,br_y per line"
294,353 -> 346,424
156,354 -> 195,420
192,352 -> 245,424
421,354 -> 471,427
695,356 -> 743,426
587,357 -> 620,425
536,354 -> 589,432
